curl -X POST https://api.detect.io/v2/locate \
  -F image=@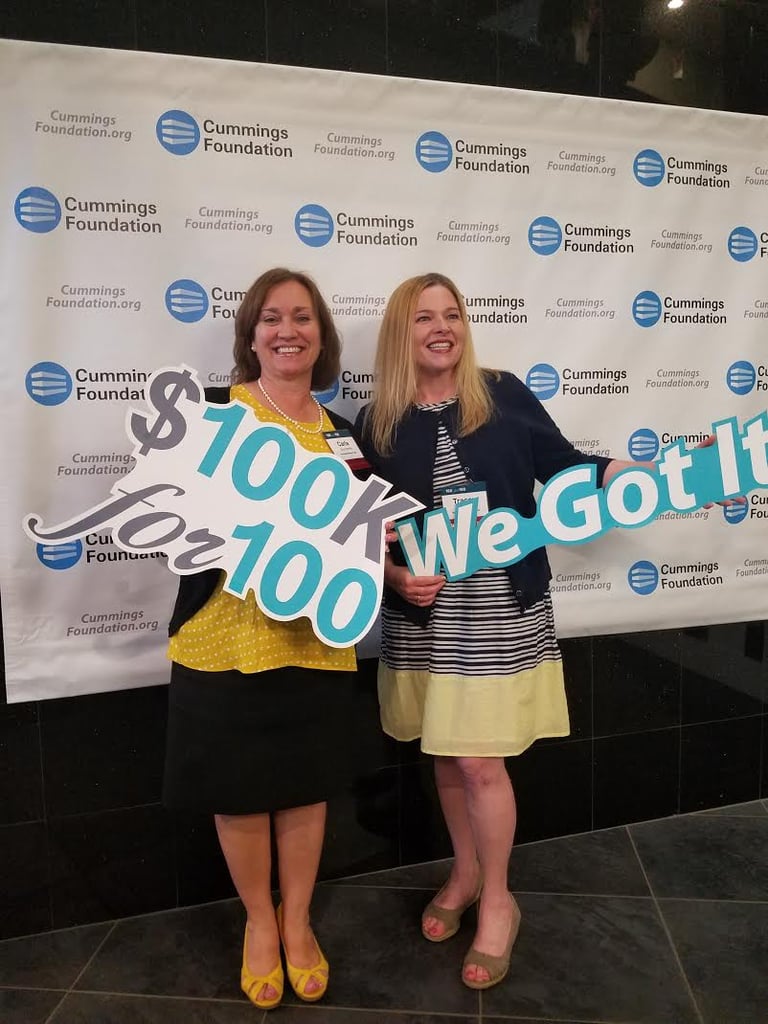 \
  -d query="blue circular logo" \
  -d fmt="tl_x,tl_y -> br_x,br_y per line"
628,428 -> 660,461
528,216 -> 562,256
525,363 -> 560,401
312,378 -> 340,404
156,110 -> 200,155
14,187 -> 61,232
723,502 -> 748,525
26,362 -> 72,405
628,560 -> 659,595
728,226 -> 757,262
415,131 -> 452,173
295,204 -> 334,247
165,280 -> 209,323
36,539 -> 82,570
632,290 -> 662,327
726,360 -> 756,396
633,149 -> 665,187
